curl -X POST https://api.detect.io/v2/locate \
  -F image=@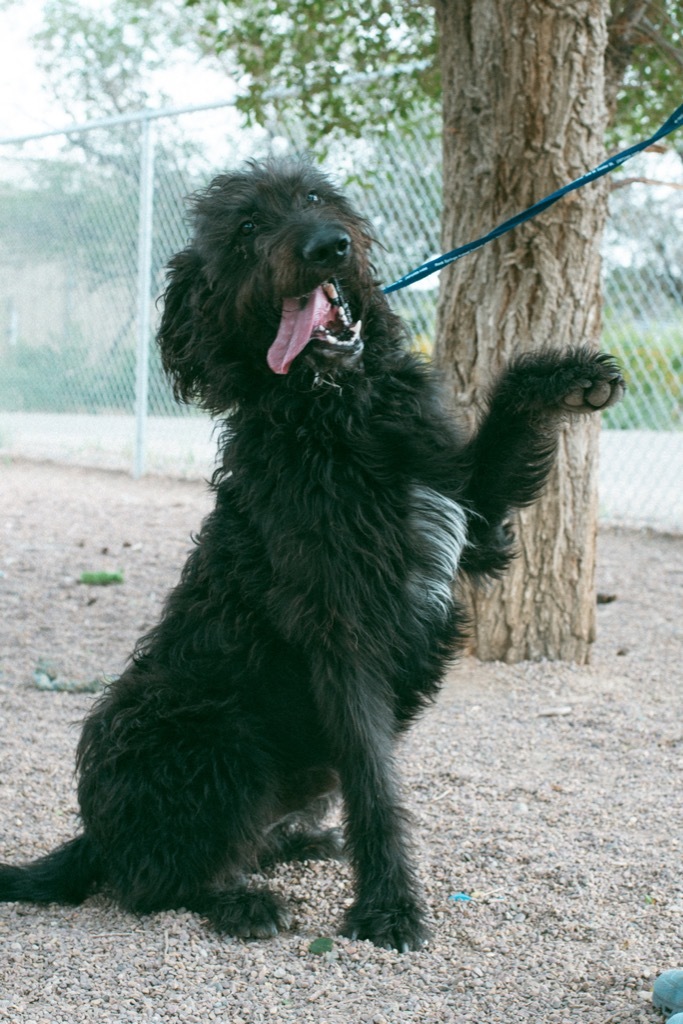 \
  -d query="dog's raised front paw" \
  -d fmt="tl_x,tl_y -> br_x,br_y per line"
559,353 -> 625,414
500,348 -> 626,416
341,900 -> 430,952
